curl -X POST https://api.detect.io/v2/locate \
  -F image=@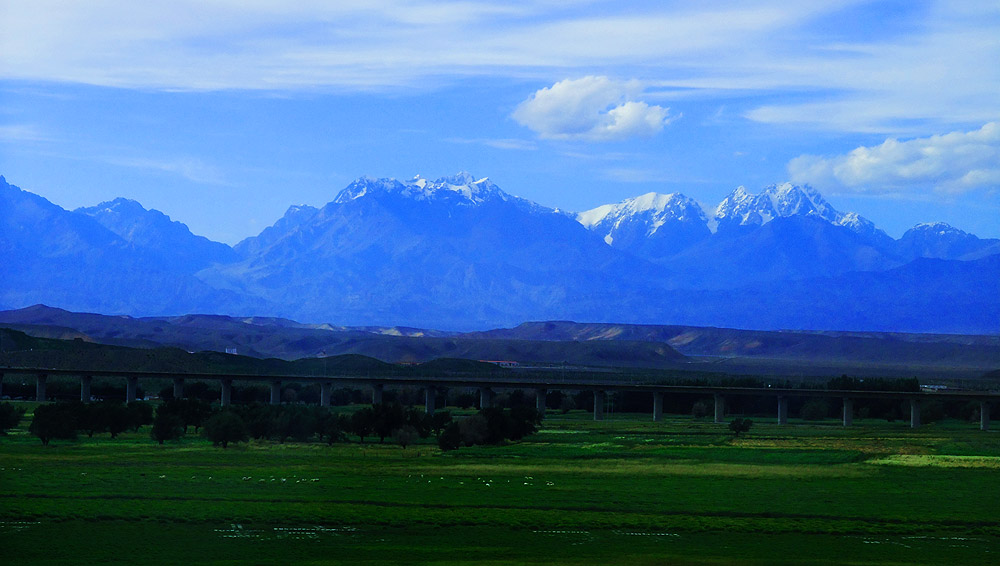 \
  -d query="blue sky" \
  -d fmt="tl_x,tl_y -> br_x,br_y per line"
1,0 -> 998,243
